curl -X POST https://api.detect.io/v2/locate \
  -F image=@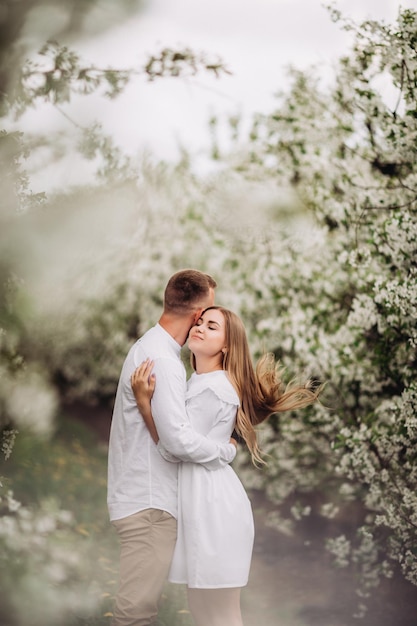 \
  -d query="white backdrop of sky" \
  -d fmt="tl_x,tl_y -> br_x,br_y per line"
17,0 -> 416,189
